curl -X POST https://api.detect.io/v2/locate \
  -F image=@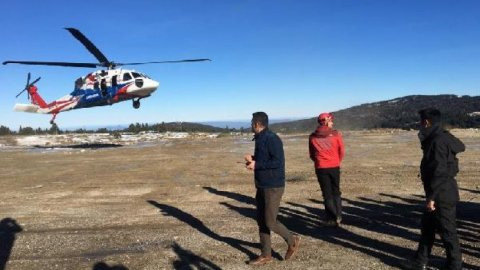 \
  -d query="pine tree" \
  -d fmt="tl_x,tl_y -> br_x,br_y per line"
49,123 -> 60,135
0,125 -> 11,135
